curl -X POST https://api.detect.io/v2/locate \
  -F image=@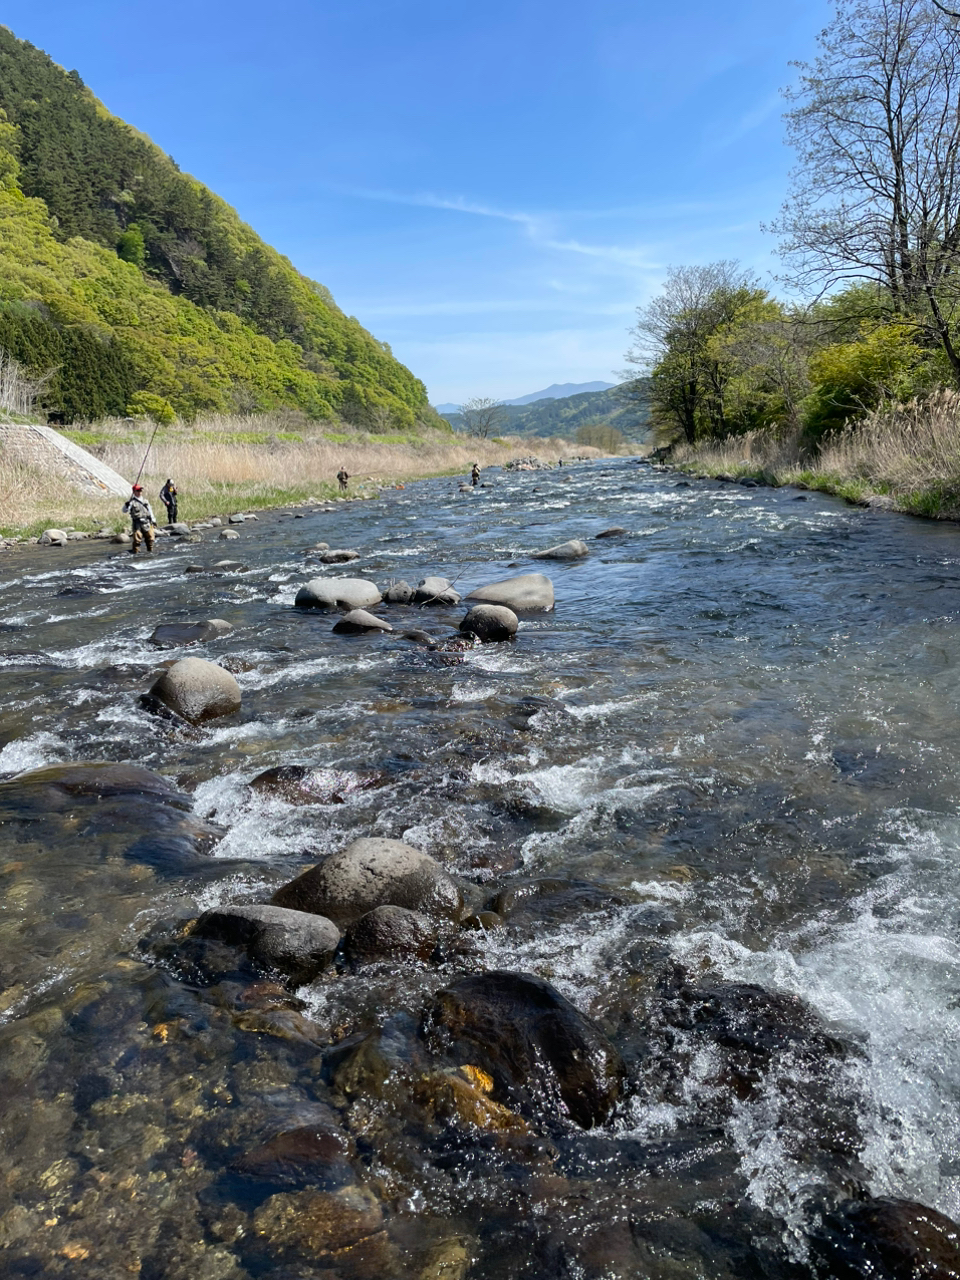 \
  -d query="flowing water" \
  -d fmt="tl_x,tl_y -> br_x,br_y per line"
1,459 -> 960,1278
